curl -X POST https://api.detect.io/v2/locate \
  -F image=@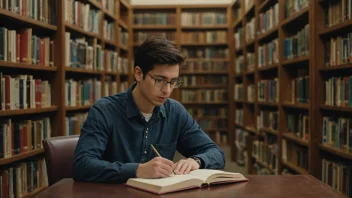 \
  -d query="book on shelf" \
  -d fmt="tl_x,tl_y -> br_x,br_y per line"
126,169 -> 248,195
